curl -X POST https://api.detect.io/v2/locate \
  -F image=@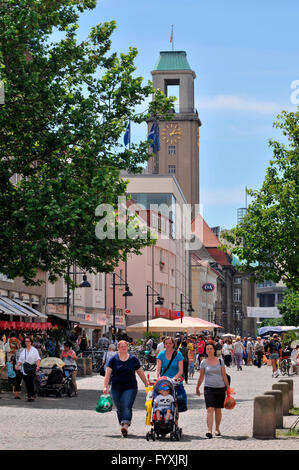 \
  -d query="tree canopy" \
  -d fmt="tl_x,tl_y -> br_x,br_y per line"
0,0 -> 174,285
223,108 -> 299,291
